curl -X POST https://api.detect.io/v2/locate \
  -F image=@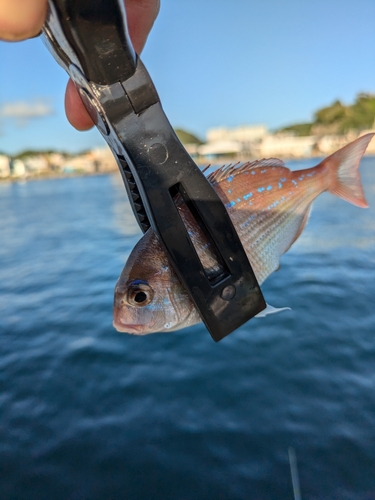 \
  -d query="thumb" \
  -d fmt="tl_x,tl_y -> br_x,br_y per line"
0,0 -> 47,41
